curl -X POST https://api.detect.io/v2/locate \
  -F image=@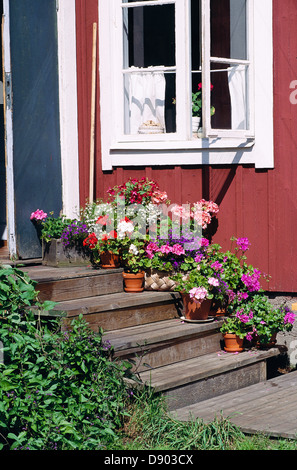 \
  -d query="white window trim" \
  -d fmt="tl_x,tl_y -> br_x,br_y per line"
57,0 -> 80,219
99,0 -> 273,170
